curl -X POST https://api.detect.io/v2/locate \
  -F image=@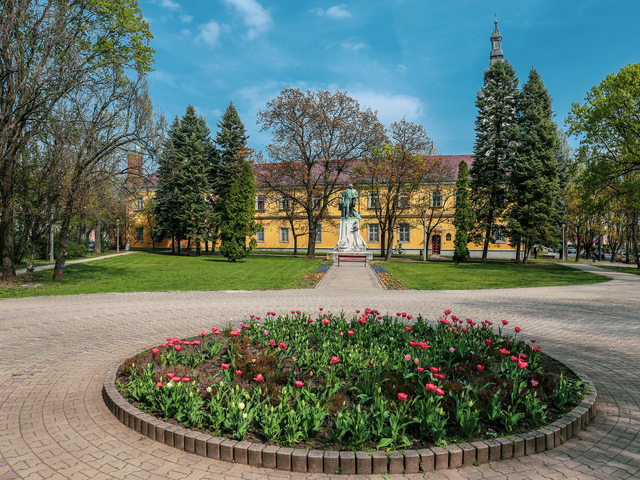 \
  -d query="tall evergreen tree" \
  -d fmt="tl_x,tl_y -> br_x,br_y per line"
210,101 -> 249,250
155,105 -> 213,254
554,129 -> 572,259
453,160 -> 476,265
219,159 -> 260,262
508,69 -> 559,263
470,60 -> 520,262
